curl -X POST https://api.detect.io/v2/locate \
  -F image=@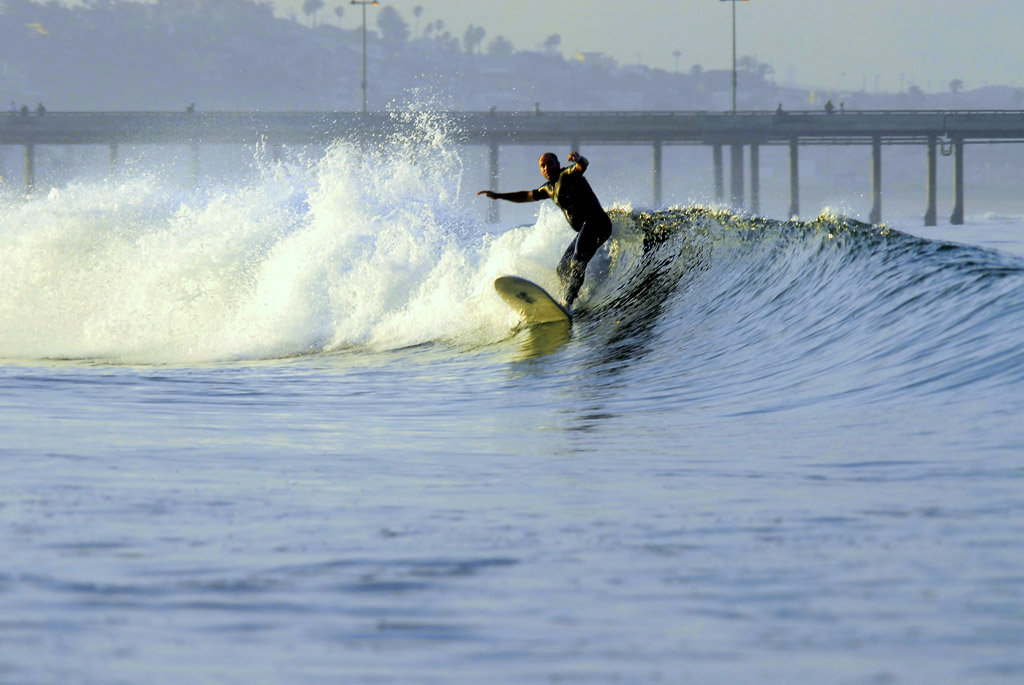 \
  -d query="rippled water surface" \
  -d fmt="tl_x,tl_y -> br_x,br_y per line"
2,134 -> 1023,683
